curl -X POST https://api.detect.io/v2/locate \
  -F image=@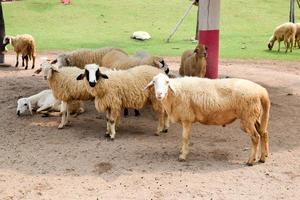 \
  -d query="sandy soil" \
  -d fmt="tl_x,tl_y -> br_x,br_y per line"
0,52 -> 299,200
